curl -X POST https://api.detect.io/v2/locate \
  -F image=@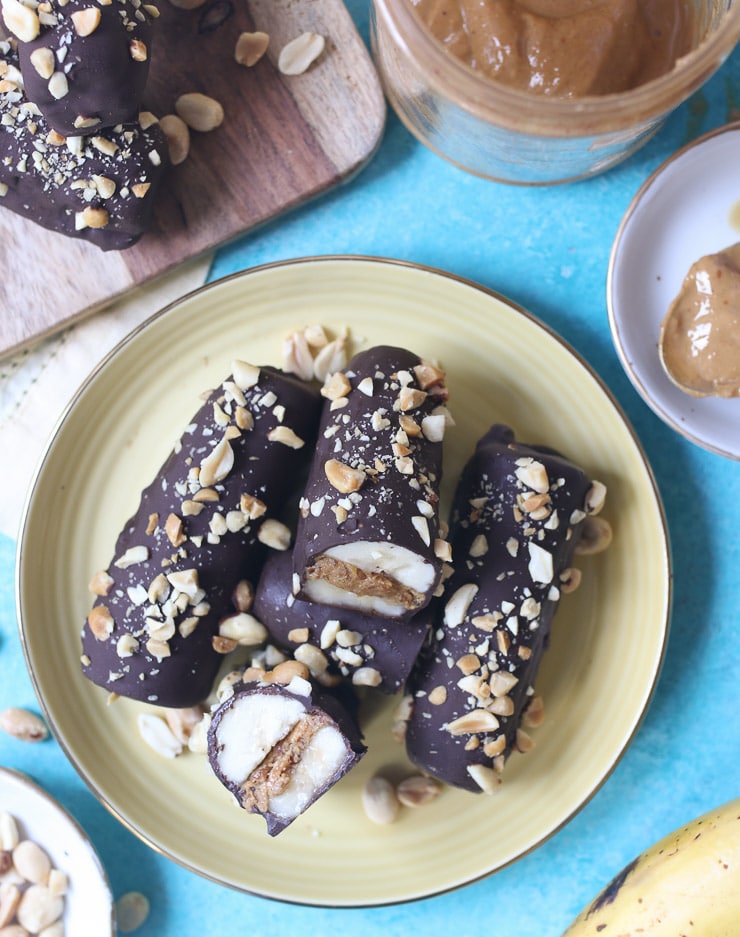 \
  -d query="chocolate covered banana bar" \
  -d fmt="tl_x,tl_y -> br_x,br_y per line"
208,663 -> 366,835
2,0 -> 158,137
292,345 -> 451,621
253,549 -> 432,694
81,362 -> 322,708
404,424 -> 607,794
0,39 -> 167,250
